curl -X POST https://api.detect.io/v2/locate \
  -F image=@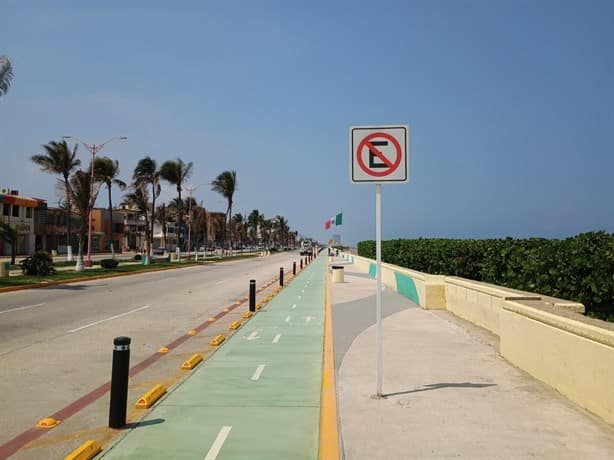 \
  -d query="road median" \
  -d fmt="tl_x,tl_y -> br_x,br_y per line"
0,255 -> 259,294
